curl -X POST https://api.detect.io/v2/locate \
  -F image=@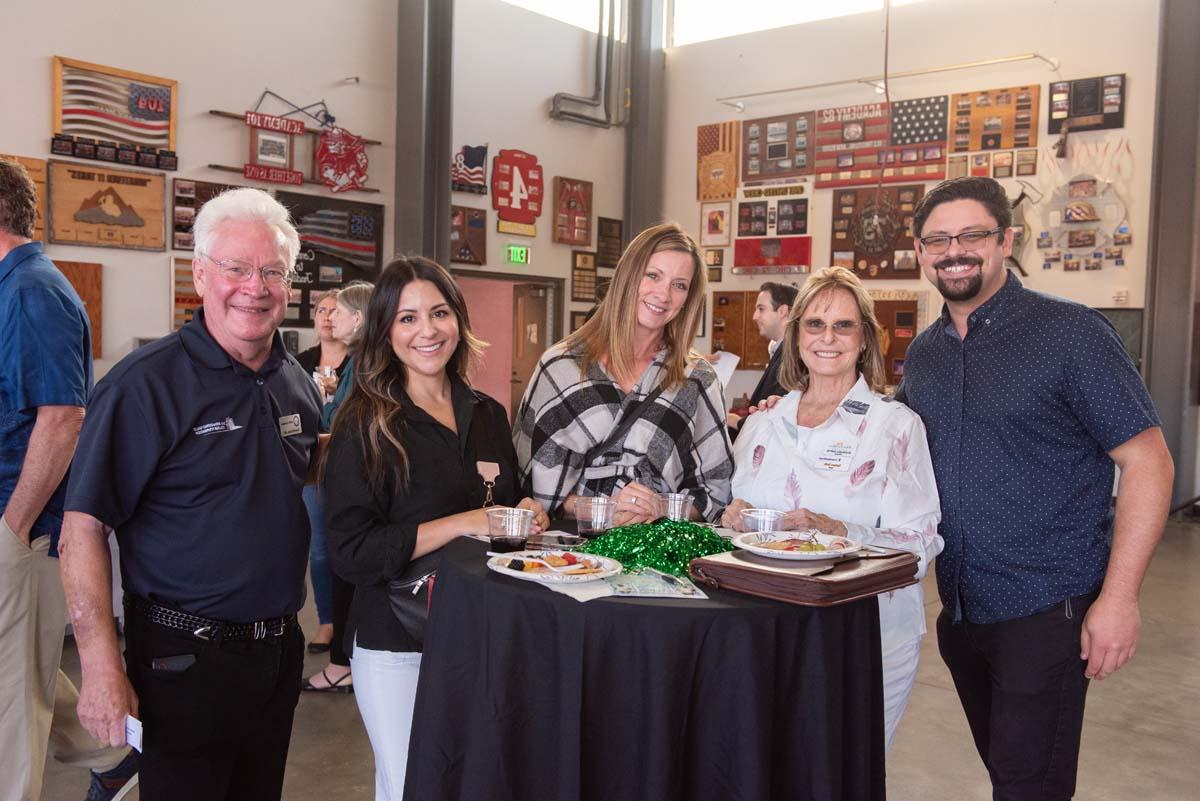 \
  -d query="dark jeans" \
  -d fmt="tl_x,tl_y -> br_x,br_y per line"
303,484 -> 354,667
124,607 -> 304,801
937,591 -> 1097,801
